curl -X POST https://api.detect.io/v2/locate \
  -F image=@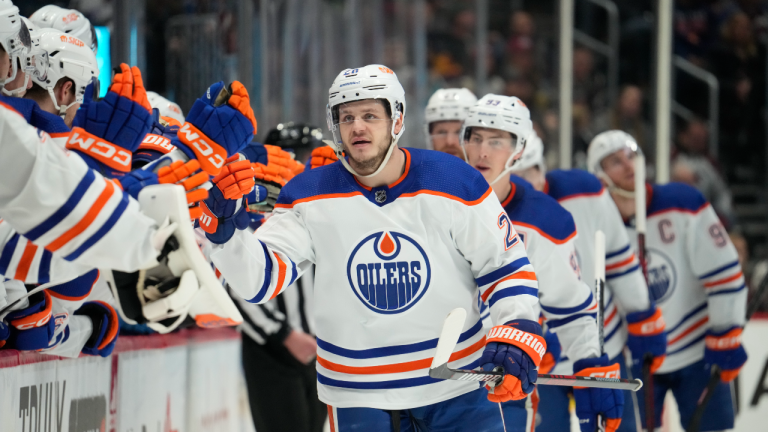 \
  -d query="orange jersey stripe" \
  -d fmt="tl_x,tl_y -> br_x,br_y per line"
703,271 -> 743,288
481,271 -> 538,302
14,241 -> 38,282
606,254 -> 636,271
47,181 -> 116,252
317,336 -> 486,375
668,316 -> 709,345
388,148 -> 411,188
269,252 -> 288,300
400,187 -> 492,206
274,191 -> 365,209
